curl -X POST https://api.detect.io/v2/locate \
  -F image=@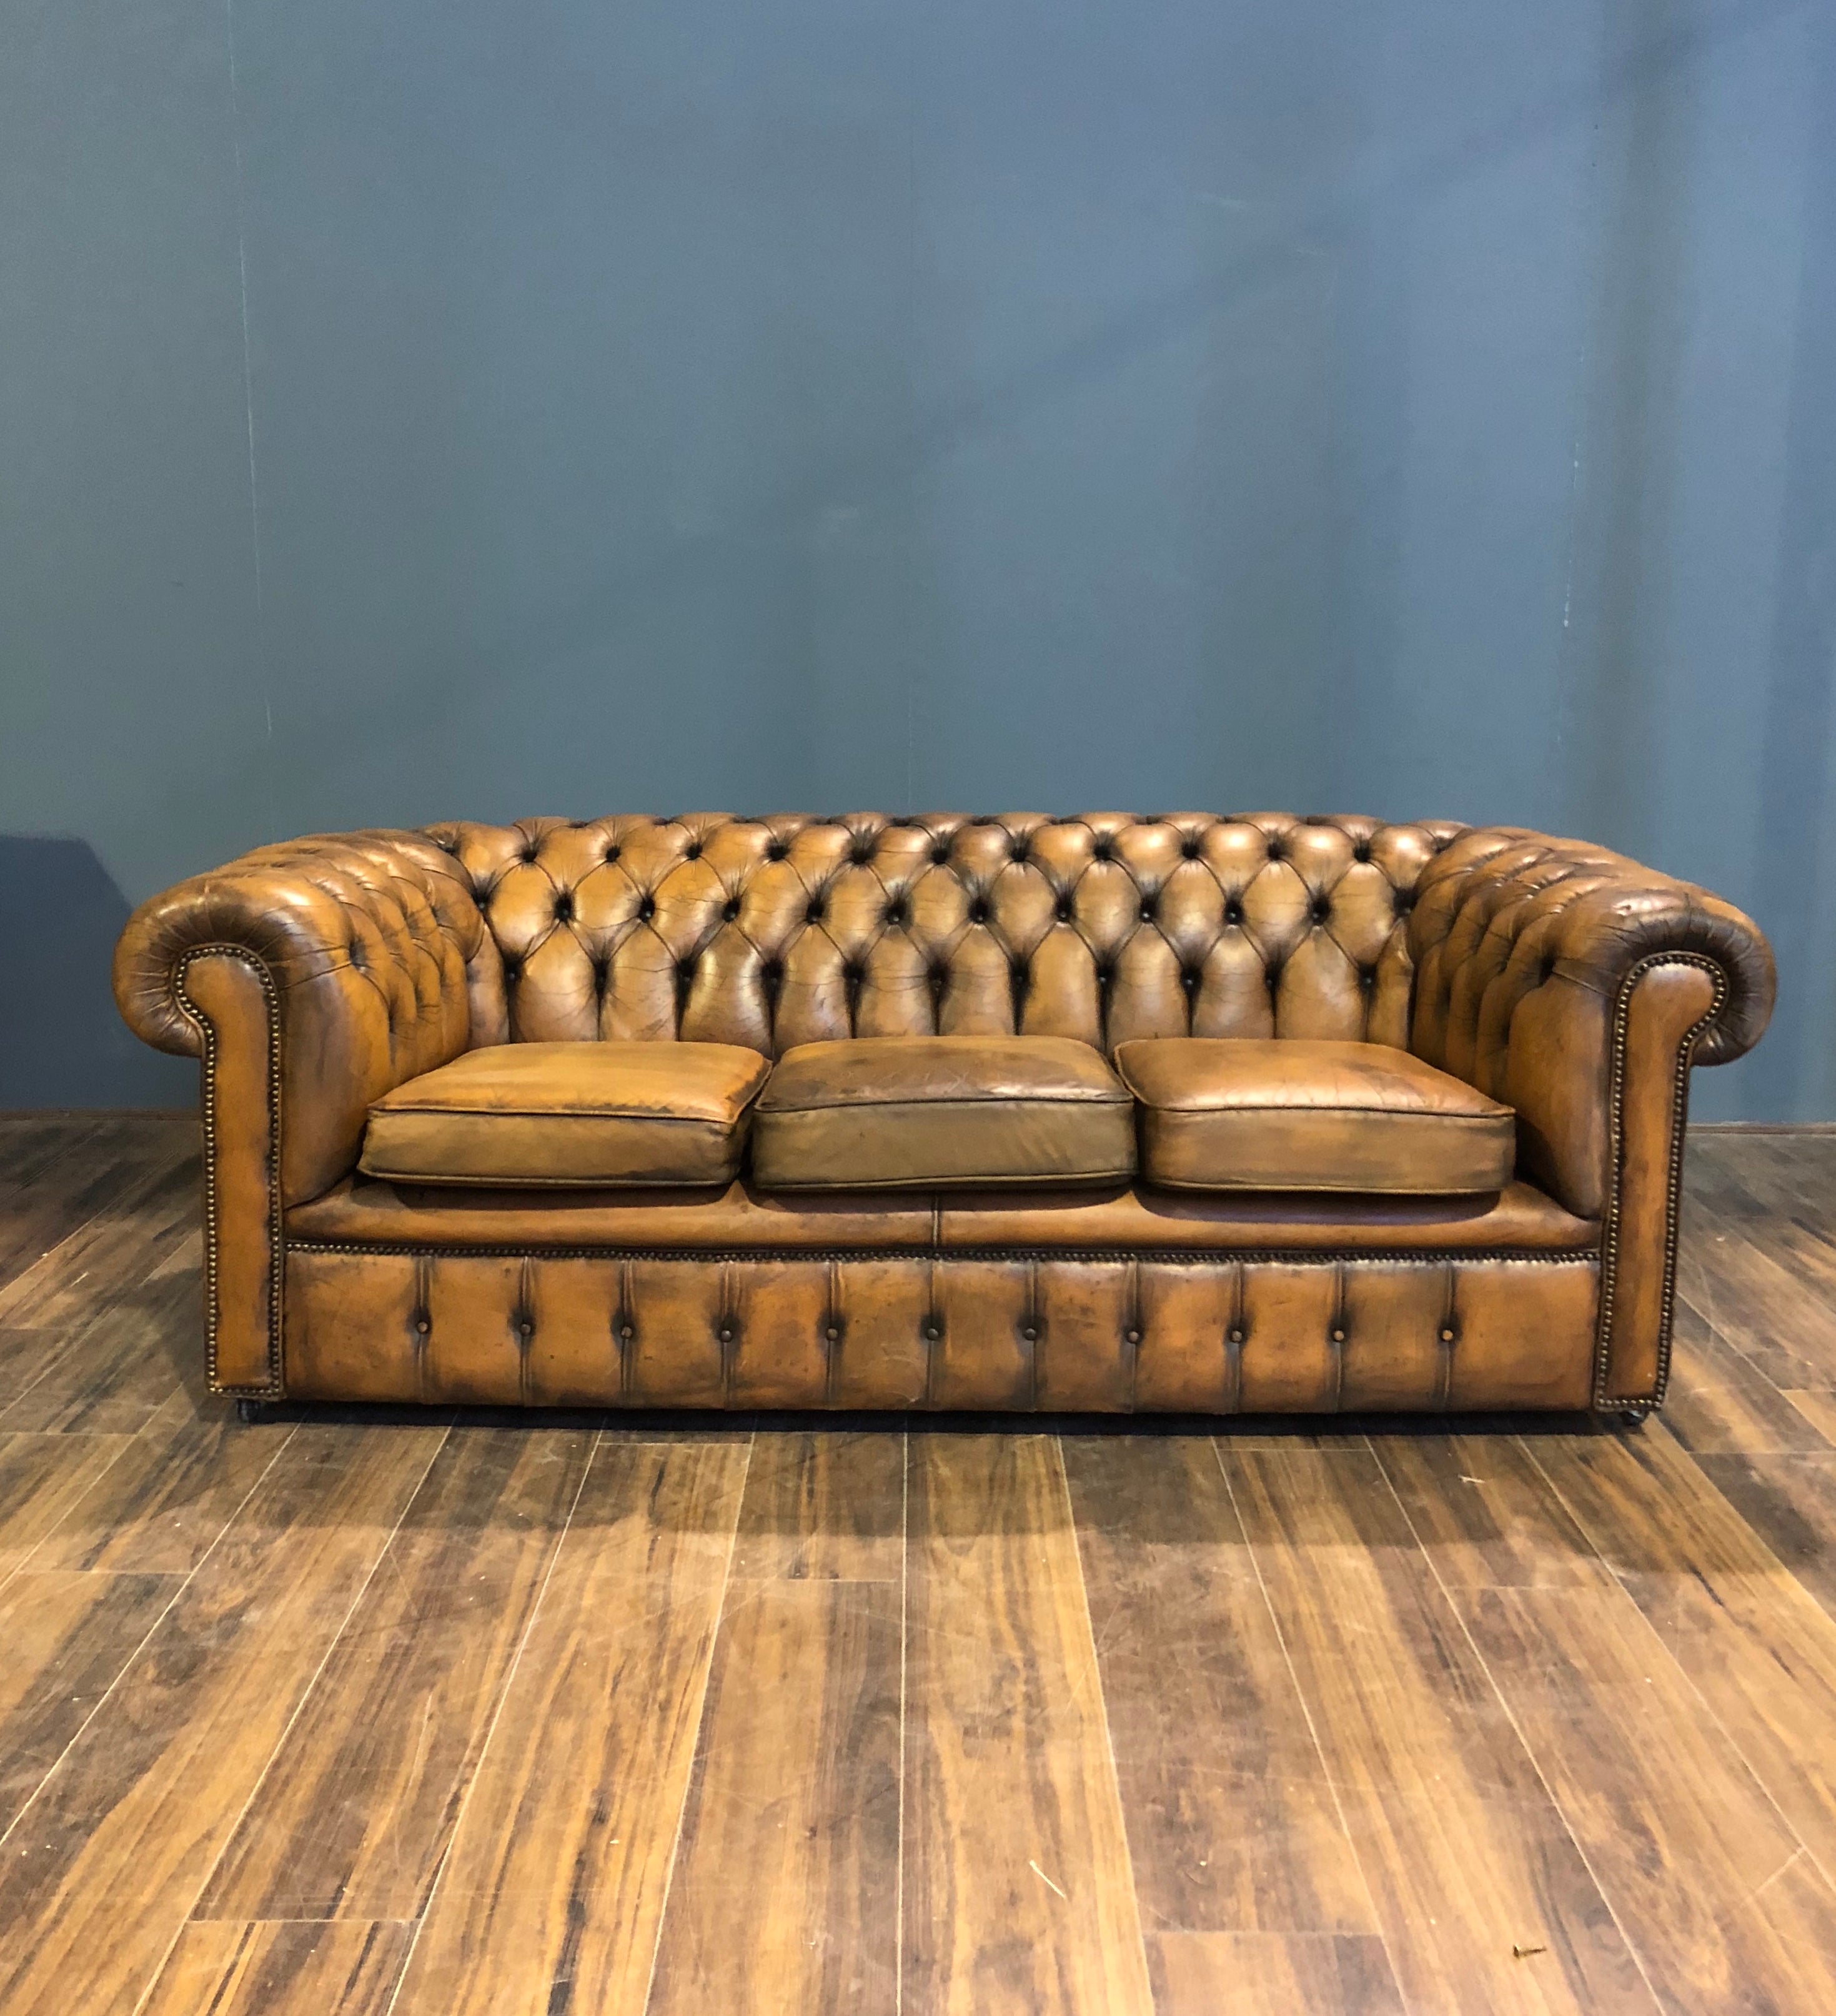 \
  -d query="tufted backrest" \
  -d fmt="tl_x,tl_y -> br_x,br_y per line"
424,813 -> 1467,1060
